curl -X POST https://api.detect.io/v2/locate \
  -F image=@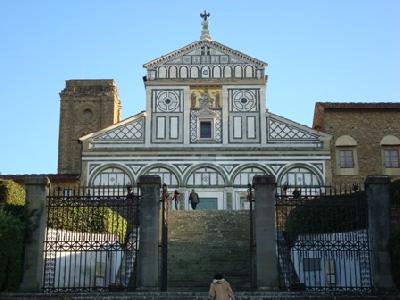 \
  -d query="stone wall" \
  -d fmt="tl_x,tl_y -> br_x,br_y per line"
319,109 -> 400,185
58,80 -> 121,174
